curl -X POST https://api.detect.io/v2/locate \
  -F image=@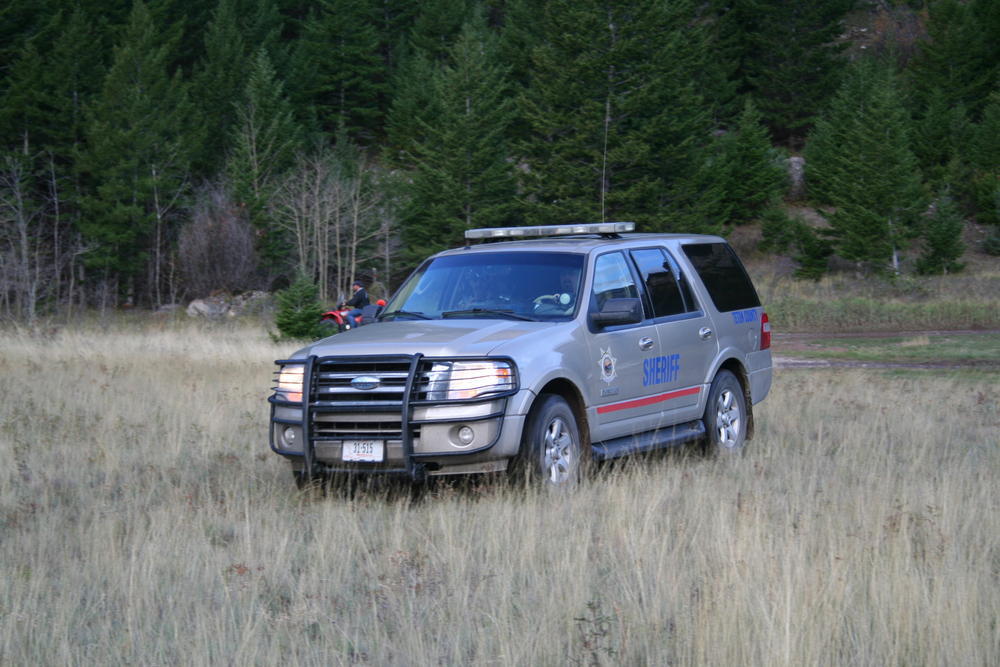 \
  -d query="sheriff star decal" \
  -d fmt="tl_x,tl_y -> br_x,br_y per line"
599,347 -> 618,384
